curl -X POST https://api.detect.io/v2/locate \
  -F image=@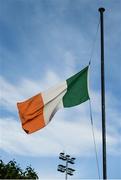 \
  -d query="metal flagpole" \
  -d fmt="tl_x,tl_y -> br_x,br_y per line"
98,7 -> 107,180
